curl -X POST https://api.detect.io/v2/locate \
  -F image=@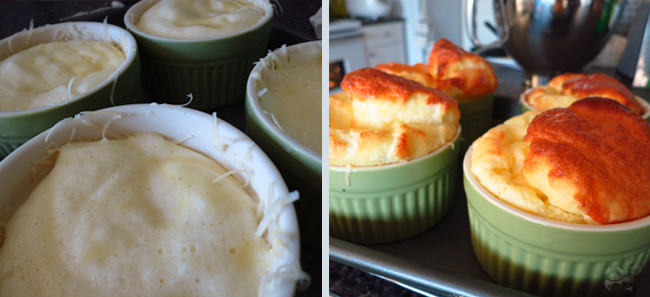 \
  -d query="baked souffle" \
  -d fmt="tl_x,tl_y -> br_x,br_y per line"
471,97 -> 650,224
523,73 -> 643,115
329,68 -> 460,167
375,39 -> 498,103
